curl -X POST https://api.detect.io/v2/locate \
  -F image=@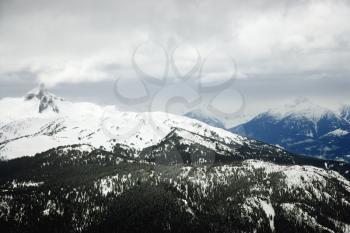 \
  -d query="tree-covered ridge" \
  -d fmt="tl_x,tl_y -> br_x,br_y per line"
0,145 -> 350,233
